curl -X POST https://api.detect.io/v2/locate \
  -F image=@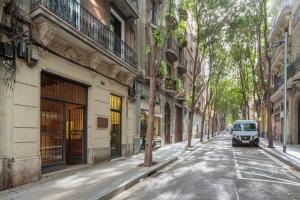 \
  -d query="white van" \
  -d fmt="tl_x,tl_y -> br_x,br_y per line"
232,120 -> 259,147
